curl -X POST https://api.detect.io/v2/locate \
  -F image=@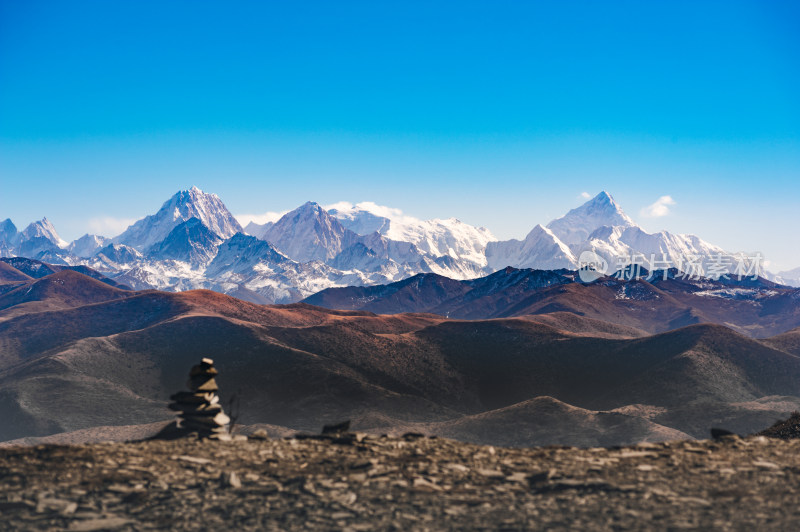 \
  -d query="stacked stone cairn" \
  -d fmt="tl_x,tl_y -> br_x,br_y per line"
169,357 -> 230,439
